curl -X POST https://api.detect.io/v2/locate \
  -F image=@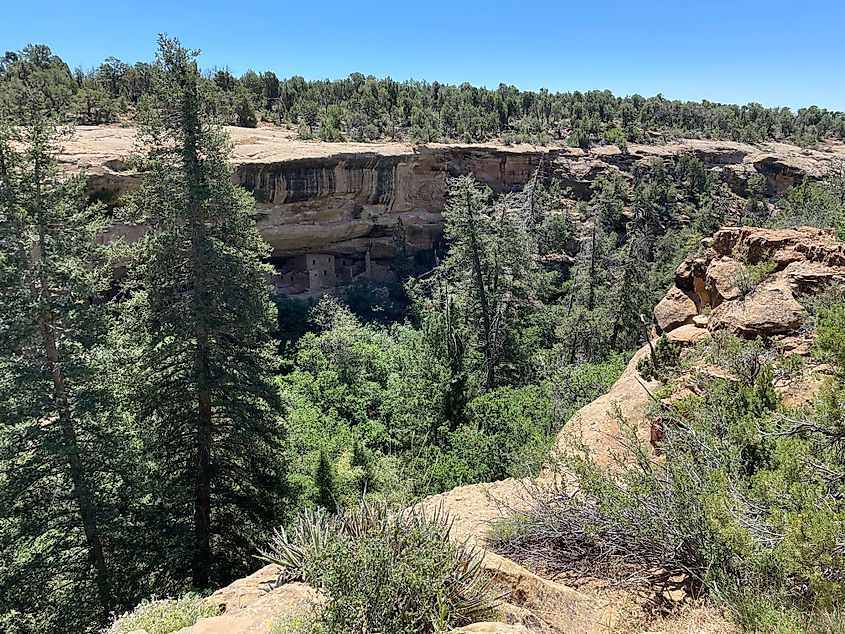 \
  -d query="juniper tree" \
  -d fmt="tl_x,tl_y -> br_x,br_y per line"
0,84 -> 120,632
125,36 -> 286,589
